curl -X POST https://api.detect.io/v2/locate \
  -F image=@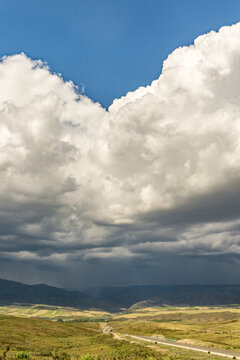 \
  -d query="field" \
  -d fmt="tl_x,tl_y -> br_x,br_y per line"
1,305 -> 240,359
0,304 -> 110,321
112,306 -> 240,351
0,314 -> 217,360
